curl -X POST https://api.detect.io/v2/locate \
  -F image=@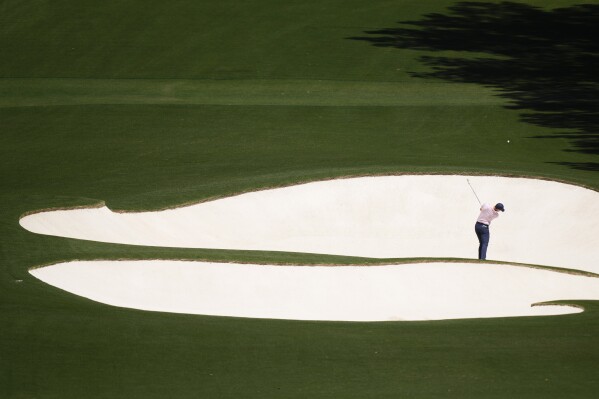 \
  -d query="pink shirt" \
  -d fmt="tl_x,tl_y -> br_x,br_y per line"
477,203 -> 499,225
